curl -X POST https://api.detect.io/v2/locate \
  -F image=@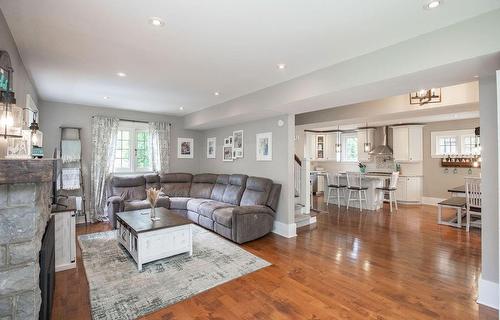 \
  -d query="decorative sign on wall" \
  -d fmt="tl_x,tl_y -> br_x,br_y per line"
256,132 -> 272,161
177,138 -> 194,159
207,137 -> 216,159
